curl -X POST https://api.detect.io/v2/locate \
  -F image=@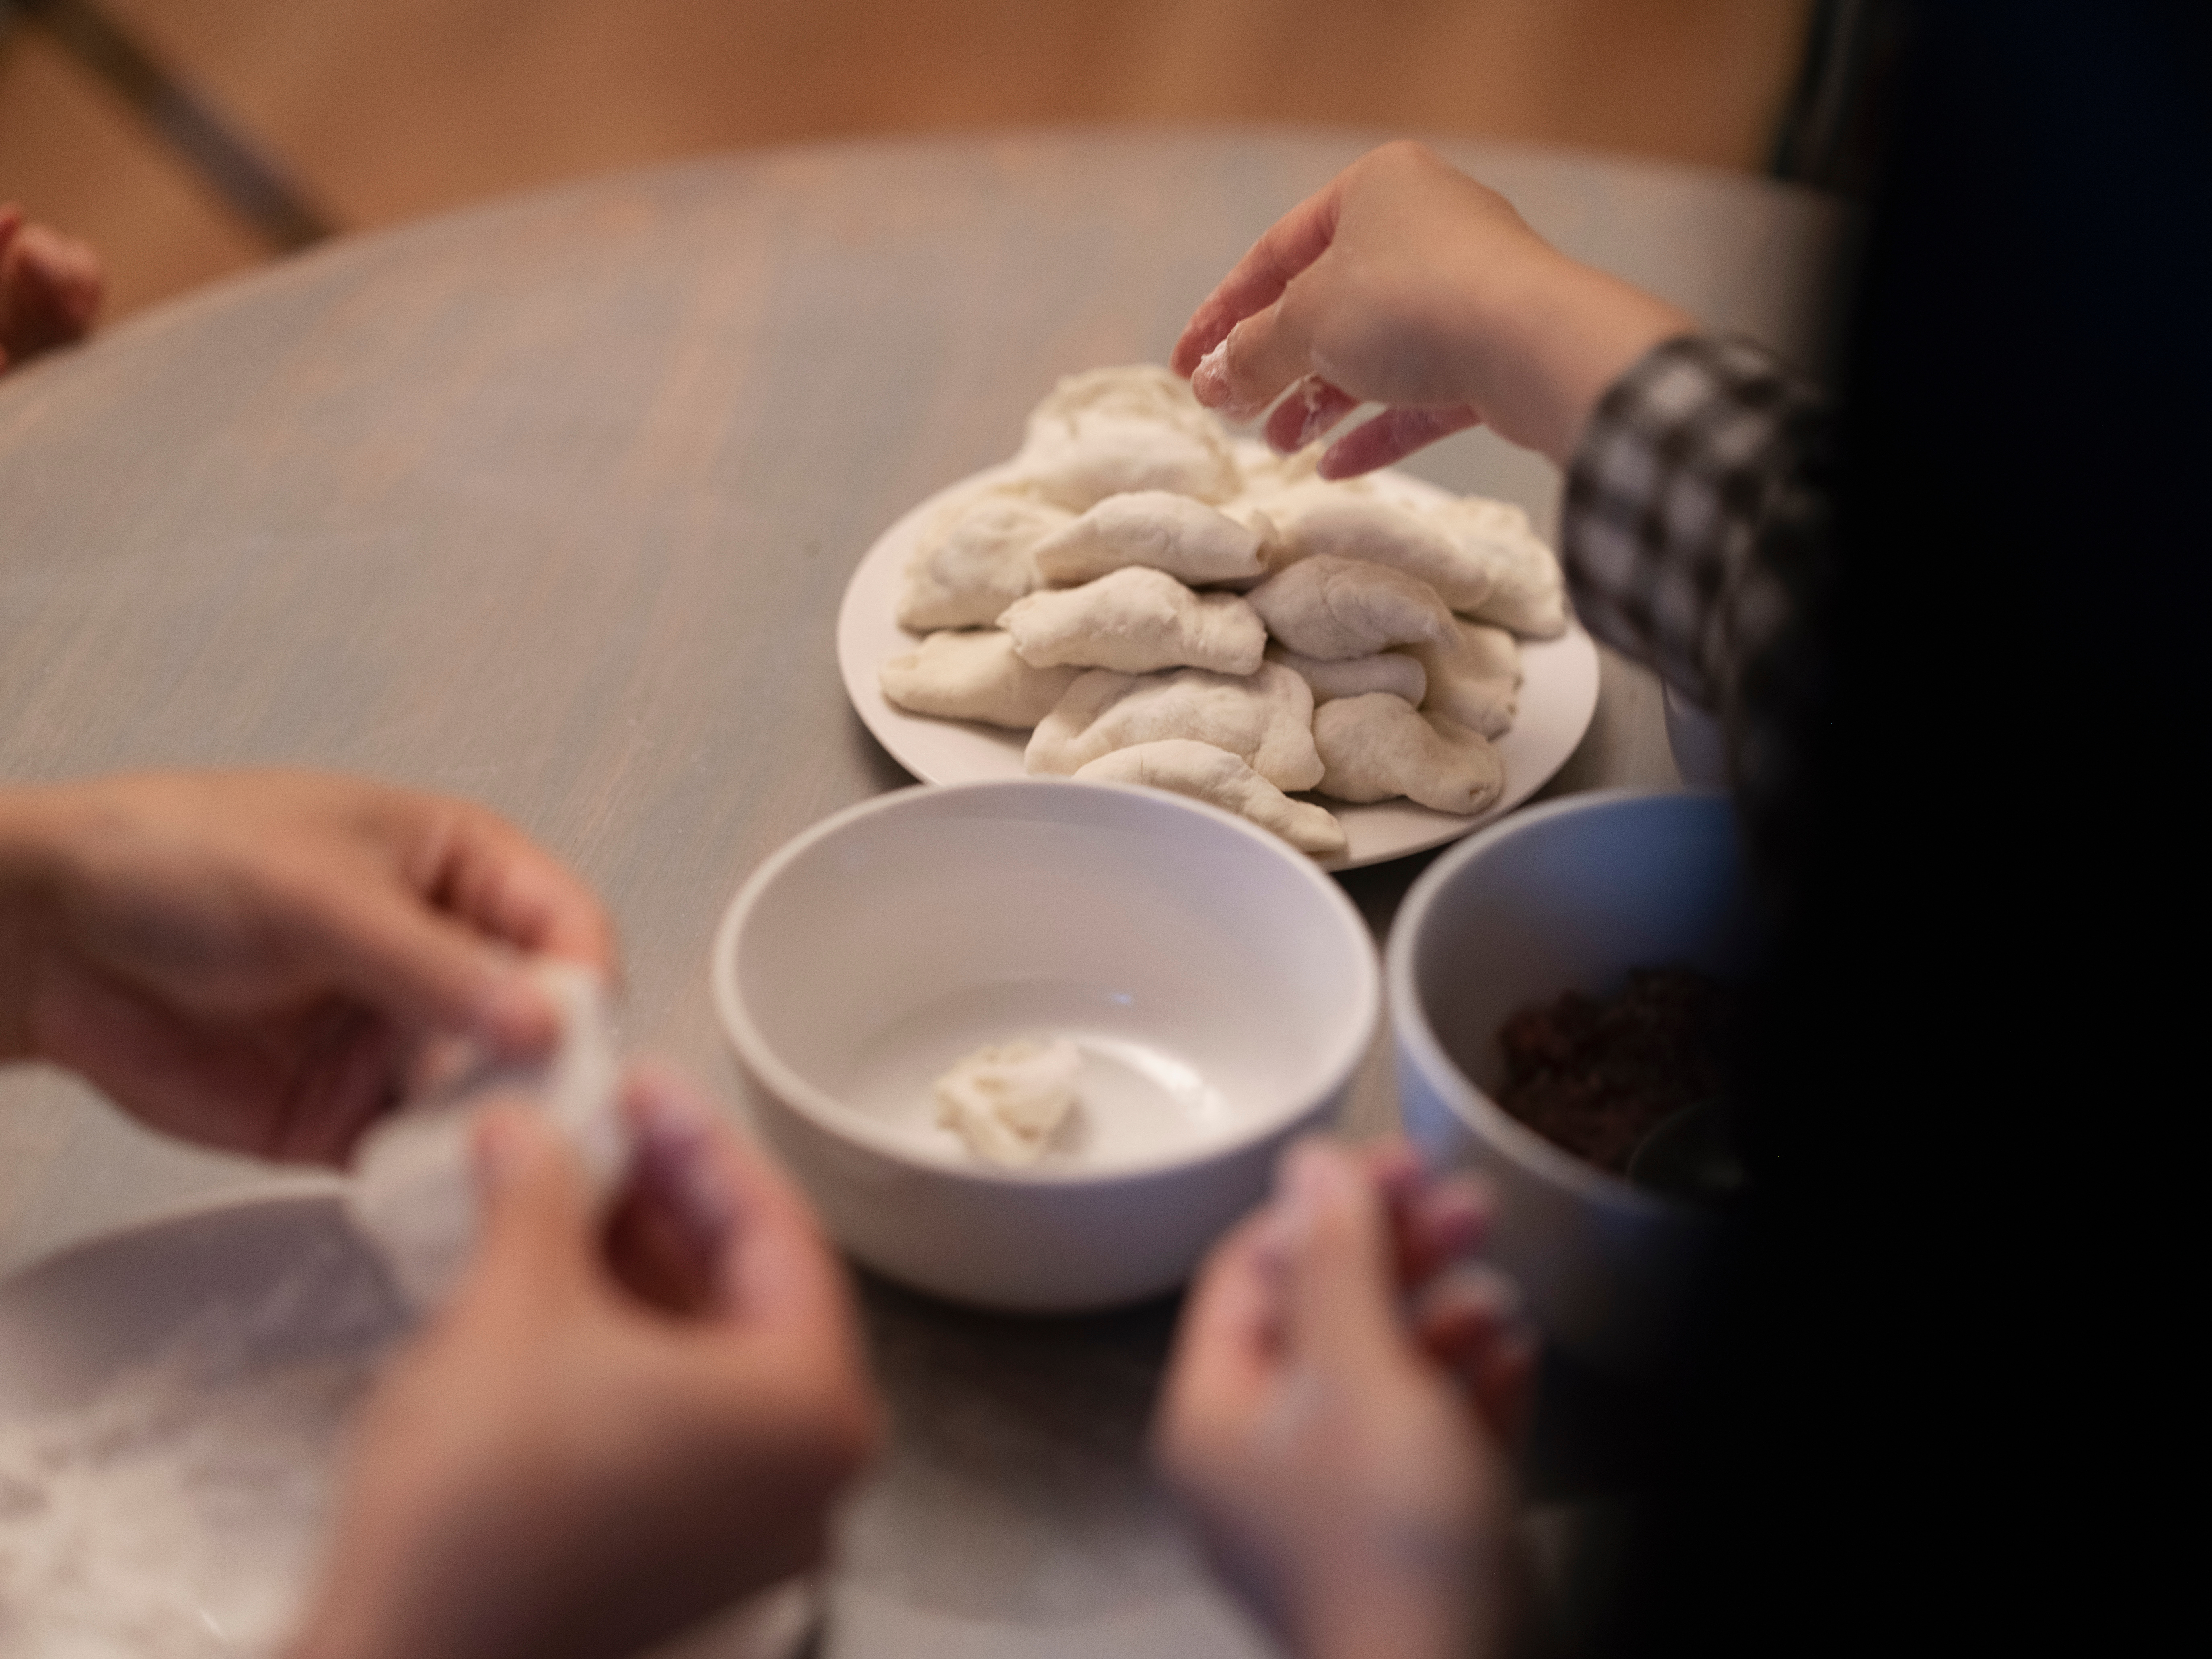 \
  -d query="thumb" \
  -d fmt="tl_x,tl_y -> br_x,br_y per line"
1278,1138 -> 1408,1382
465,1105 -> 596,1298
